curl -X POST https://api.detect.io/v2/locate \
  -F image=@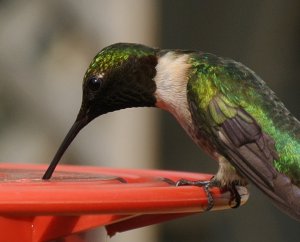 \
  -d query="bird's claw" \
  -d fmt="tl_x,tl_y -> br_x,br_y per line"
176,178 -> 242,210
176,178 -> 214,211
227,182 -> 241,209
